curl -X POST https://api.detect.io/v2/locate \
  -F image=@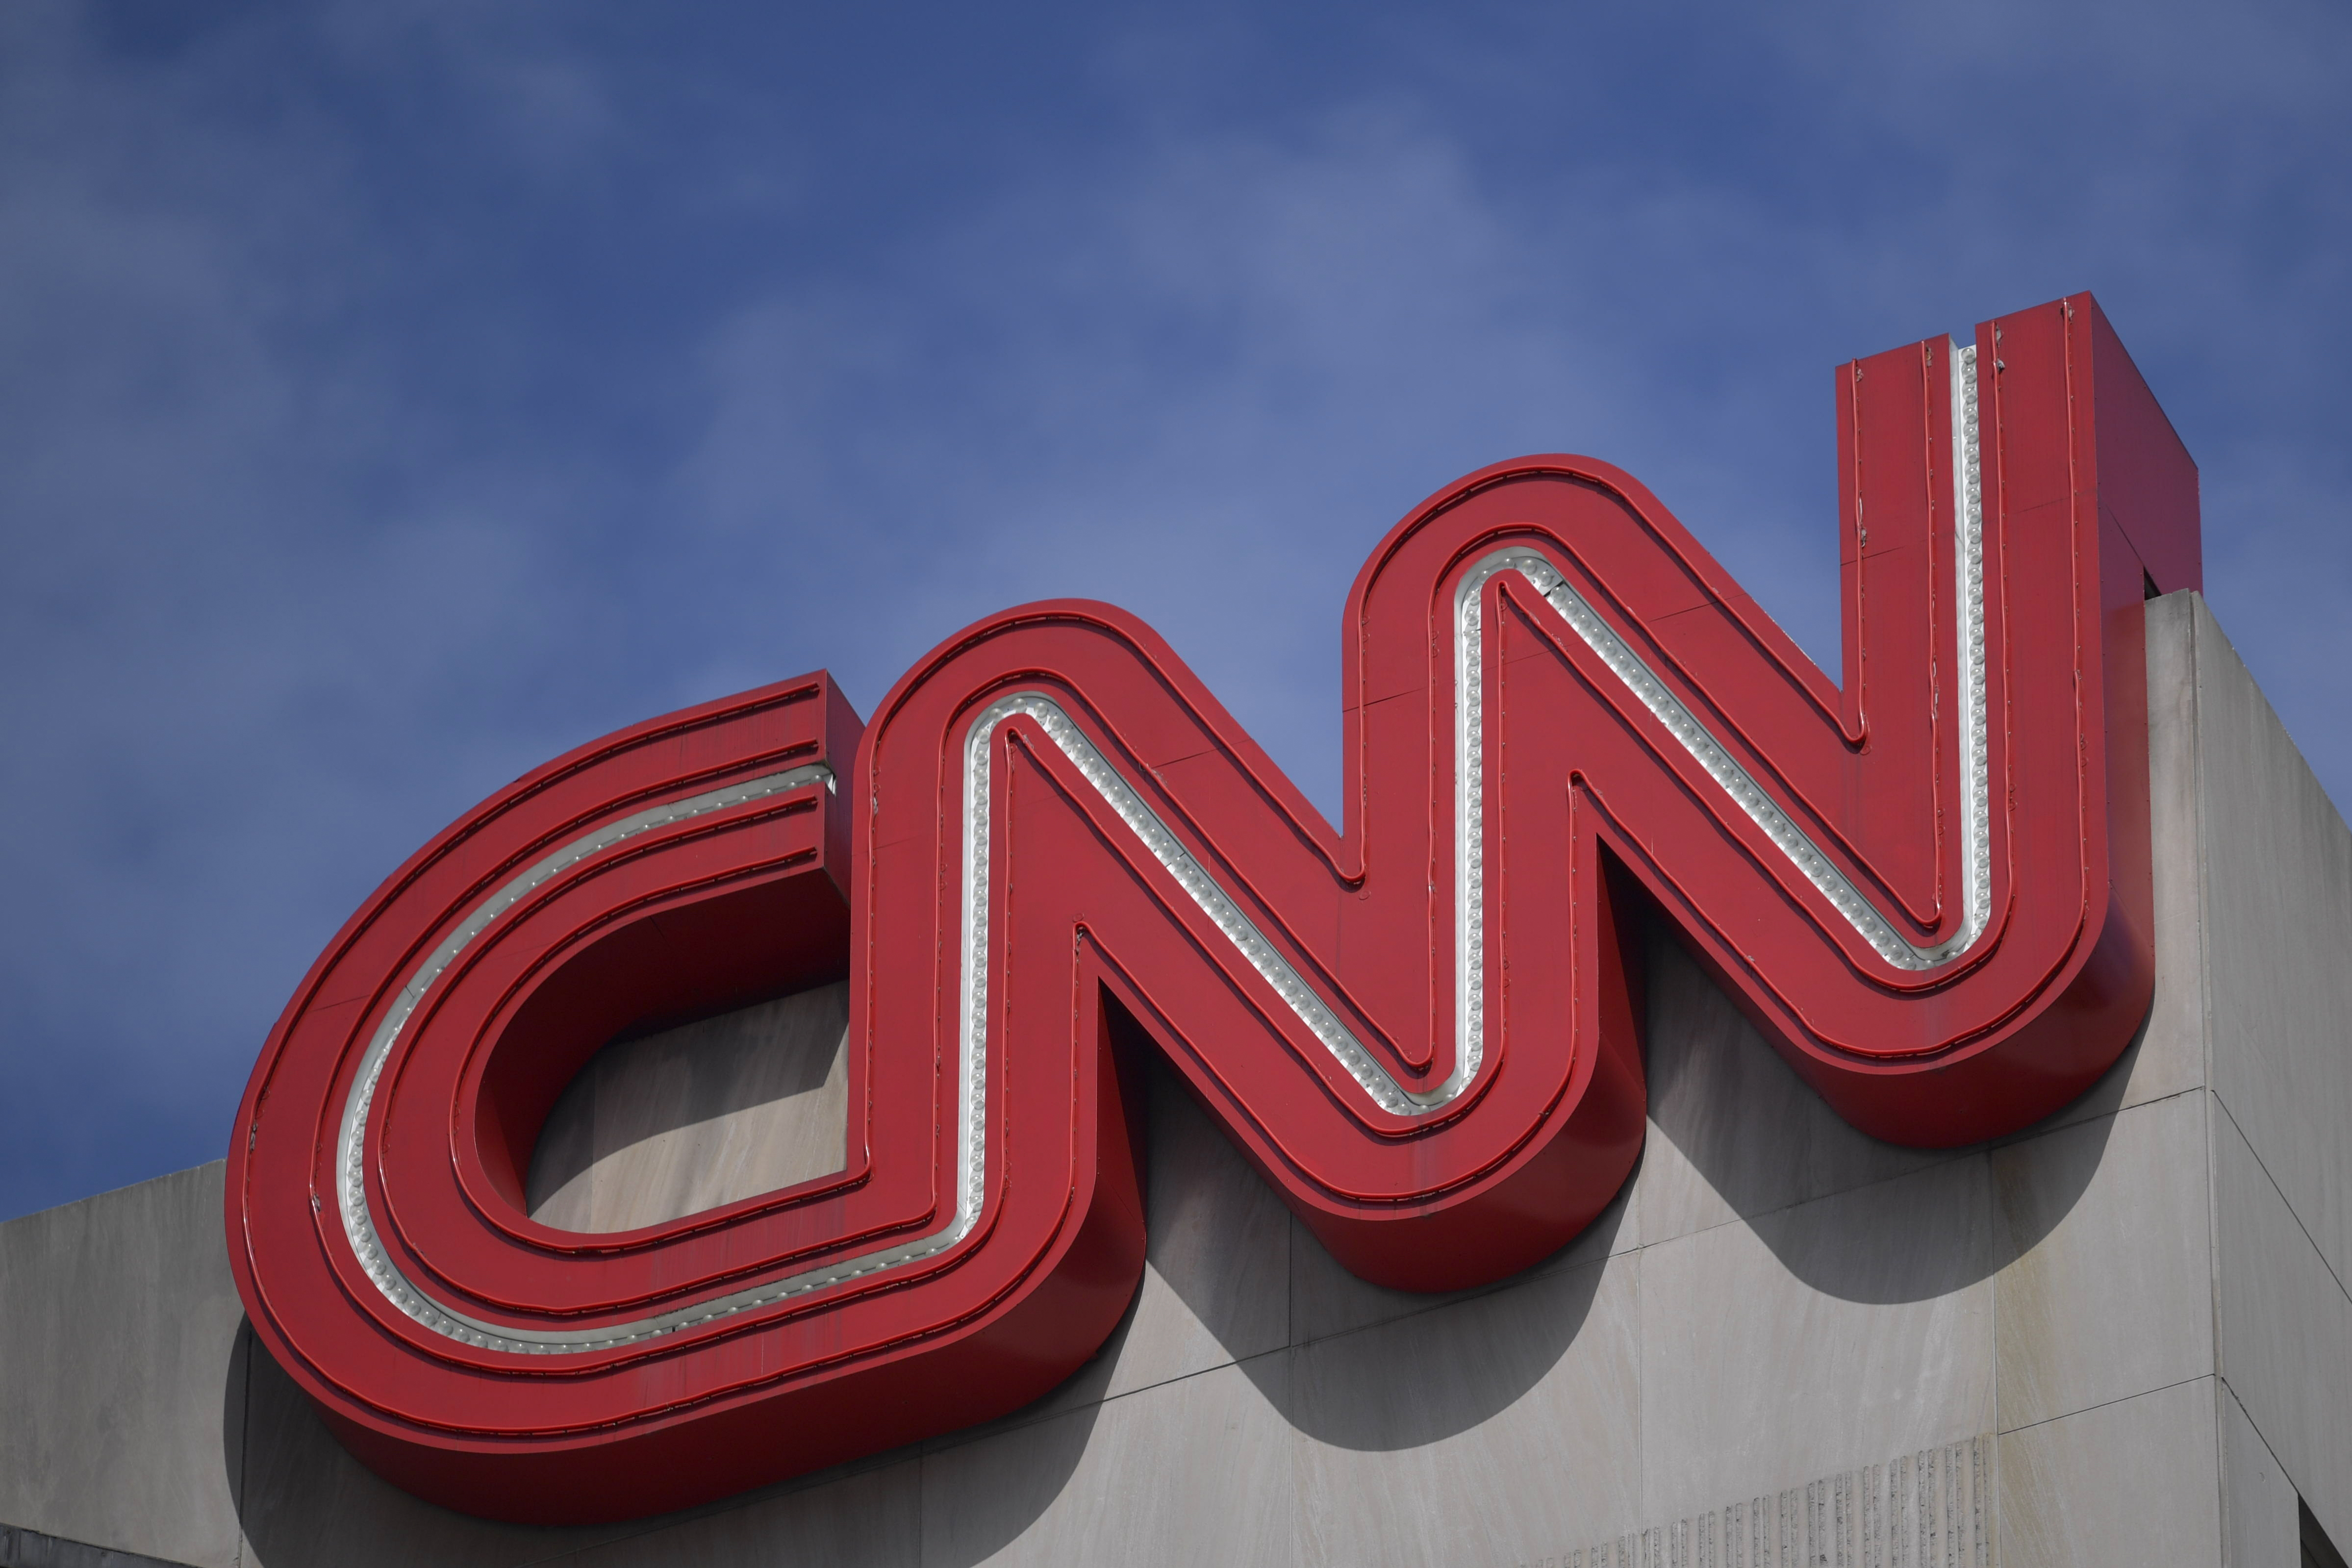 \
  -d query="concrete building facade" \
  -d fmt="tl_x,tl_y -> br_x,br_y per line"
3,591 -> 2348,1566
